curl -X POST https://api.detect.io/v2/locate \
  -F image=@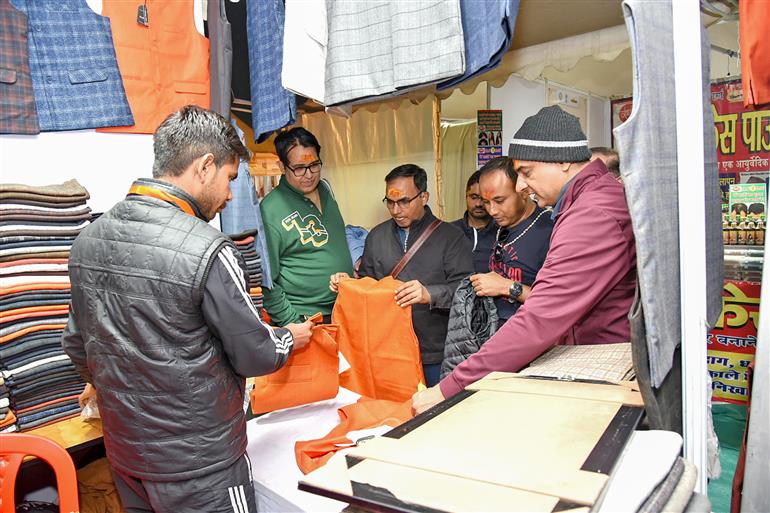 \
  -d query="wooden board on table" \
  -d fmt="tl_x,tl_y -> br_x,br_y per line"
347,390 -> 616,505
300,375 -> 643,512
466,372 -> 644,406
25,416 -> 103,451
299,451 -> 590,513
